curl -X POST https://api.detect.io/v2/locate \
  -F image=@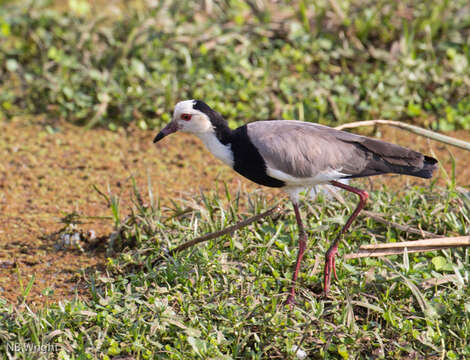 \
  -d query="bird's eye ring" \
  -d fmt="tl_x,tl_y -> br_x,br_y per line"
181,113 -> 192,121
